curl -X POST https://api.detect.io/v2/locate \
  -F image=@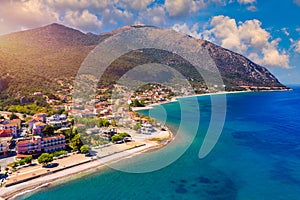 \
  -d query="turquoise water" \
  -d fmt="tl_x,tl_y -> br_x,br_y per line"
20,88 -> 300,200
